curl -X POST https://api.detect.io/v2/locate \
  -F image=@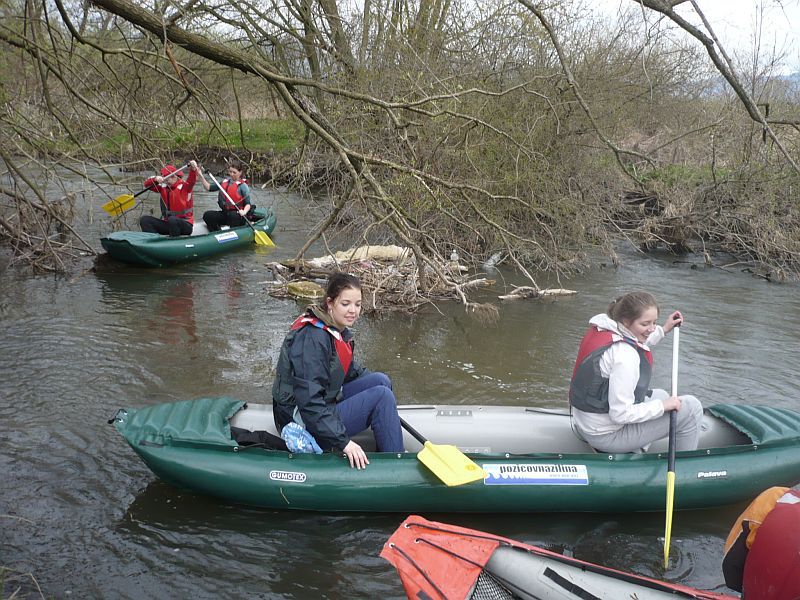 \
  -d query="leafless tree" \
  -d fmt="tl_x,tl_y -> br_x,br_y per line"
0,0 -> 798,283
